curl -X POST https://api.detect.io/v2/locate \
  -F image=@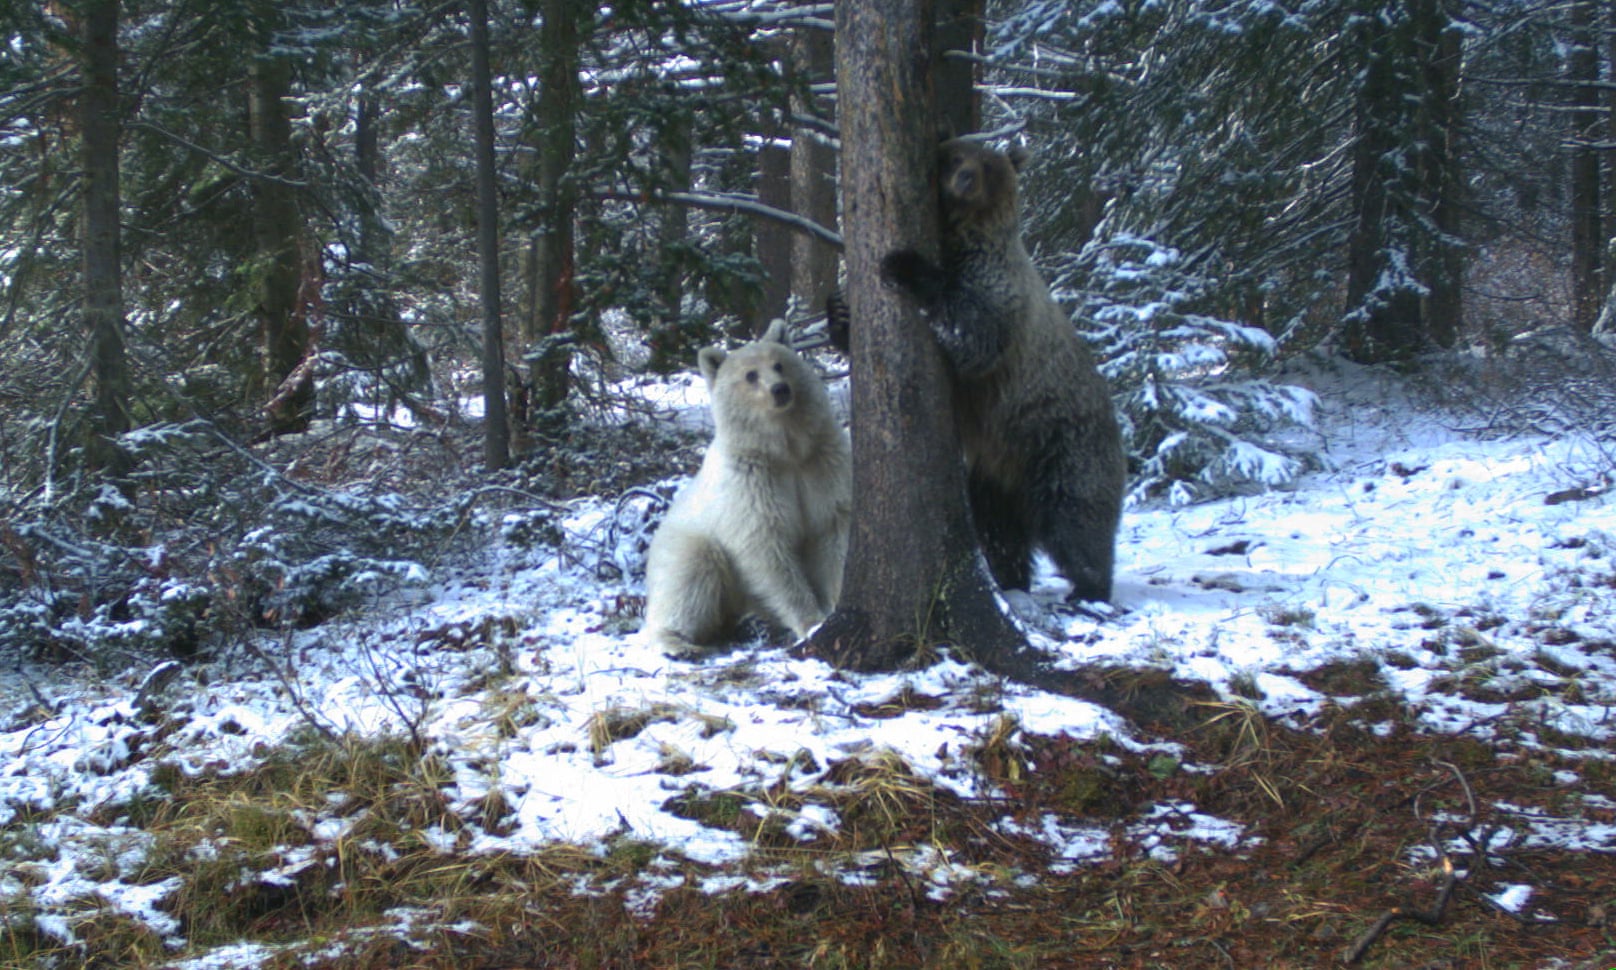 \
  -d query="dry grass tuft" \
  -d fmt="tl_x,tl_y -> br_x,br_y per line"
15,682 -> 1615,969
